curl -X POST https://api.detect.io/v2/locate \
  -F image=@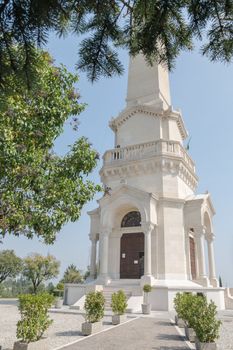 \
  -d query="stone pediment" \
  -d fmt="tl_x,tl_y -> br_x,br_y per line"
185,193 -> 216,216
98,184 -> 158,207
109,105 -> 188,140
